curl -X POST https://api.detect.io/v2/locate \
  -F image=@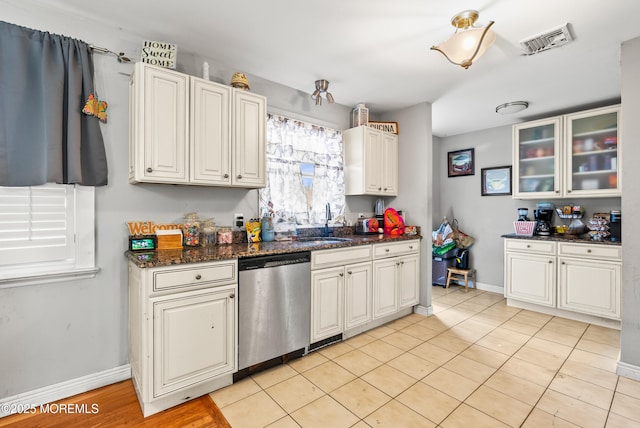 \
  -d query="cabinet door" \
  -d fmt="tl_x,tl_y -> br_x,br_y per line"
399,254 -> 420,308
364,128 -> 385,194
344,262 -> 372,330
372,259 -> 398,319
232,90 -> 266,187
558,257 -> 621,319
505,252 -> 555,307
190,78 -> 231,185
311,267 -> 344,343
382,133 -> 398,196
138,63 -> 189,183
513,117 -> 562,199
153,288 -> 236,397
564,105 -> 621,197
